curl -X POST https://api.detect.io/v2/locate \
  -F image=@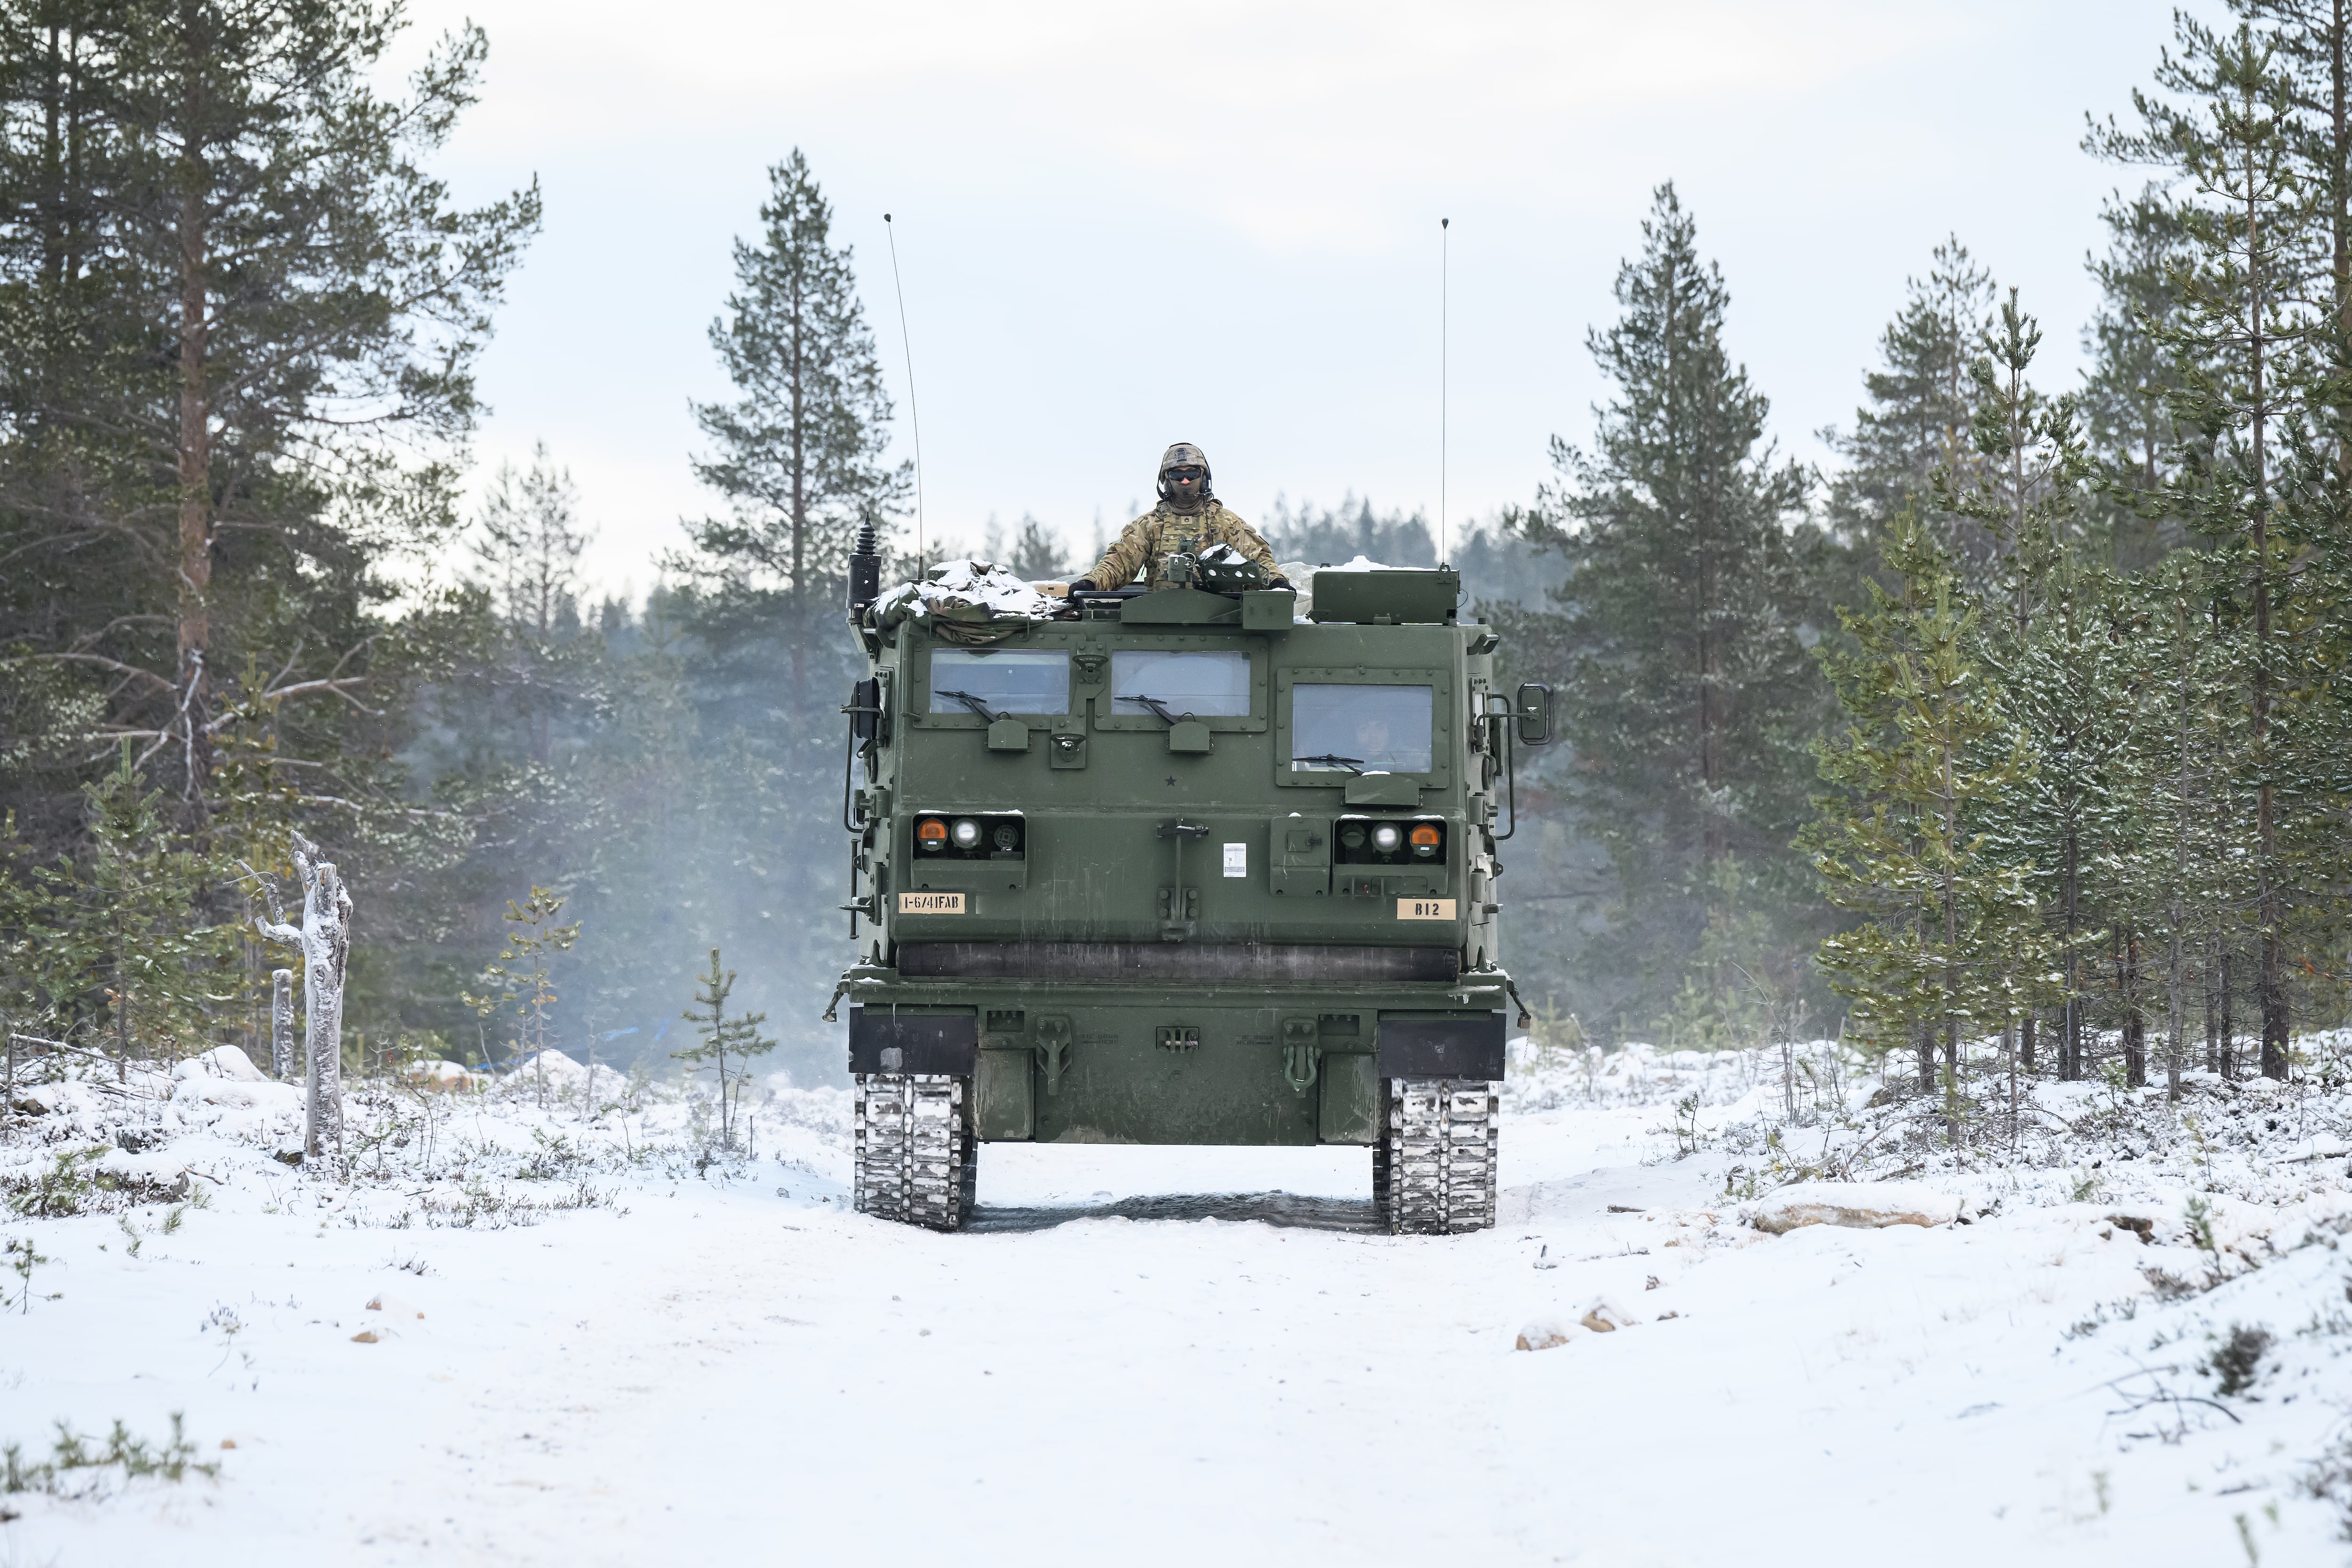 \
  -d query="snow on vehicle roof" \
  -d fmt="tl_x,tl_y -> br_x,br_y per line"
874,559 -> 1063,624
